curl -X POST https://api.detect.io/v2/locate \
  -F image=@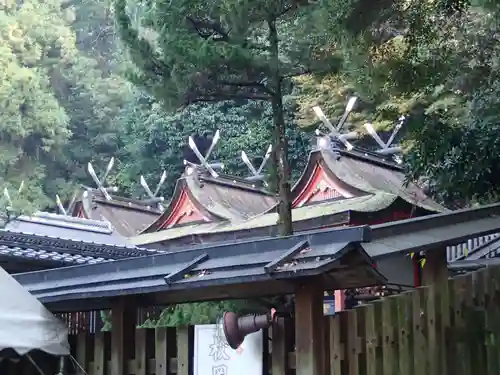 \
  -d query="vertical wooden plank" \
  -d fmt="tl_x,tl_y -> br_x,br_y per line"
382,296 -> 399,375
492,267 -> 500,374
412,288 -> 428,375
453,274 -> 473,375
483,267 -> 499,374
355,306 -> 367,375
177,326 -> 190,375
94,331 -> 105,375
397,292 -> 414,375
364,301 -> 382,375
111,298 -> 137,375
156,327 -> 168,375
272,318 -> 290,375
76,332 -> 88,375
437,274 -> 450,375
135,329 -> 147,375
294,278 -> 326,375
425,286 -> 439,375
471,269 -> 487,375
421,249 -> 448,286
345,309 -> 359,375
329,314 -> 342,375
444,278 -> 457,375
